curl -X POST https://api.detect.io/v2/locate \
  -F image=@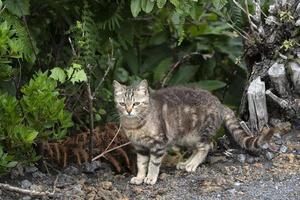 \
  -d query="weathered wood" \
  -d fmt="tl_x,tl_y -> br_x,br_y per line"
266,90 -> 289,109
267,62 -> 290,98
247,77 -> 268,133
288,62 -> 300,94
240,121 -> 253,136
